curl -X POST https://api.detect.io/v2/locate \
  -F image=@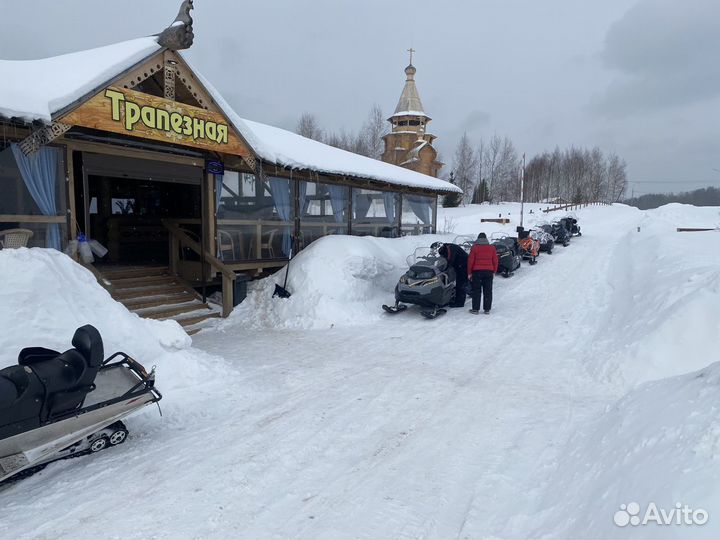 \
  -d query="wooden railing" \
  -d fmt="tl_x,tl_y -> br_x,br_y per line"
162,220 -> 237,317
541,201 -> 612,213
